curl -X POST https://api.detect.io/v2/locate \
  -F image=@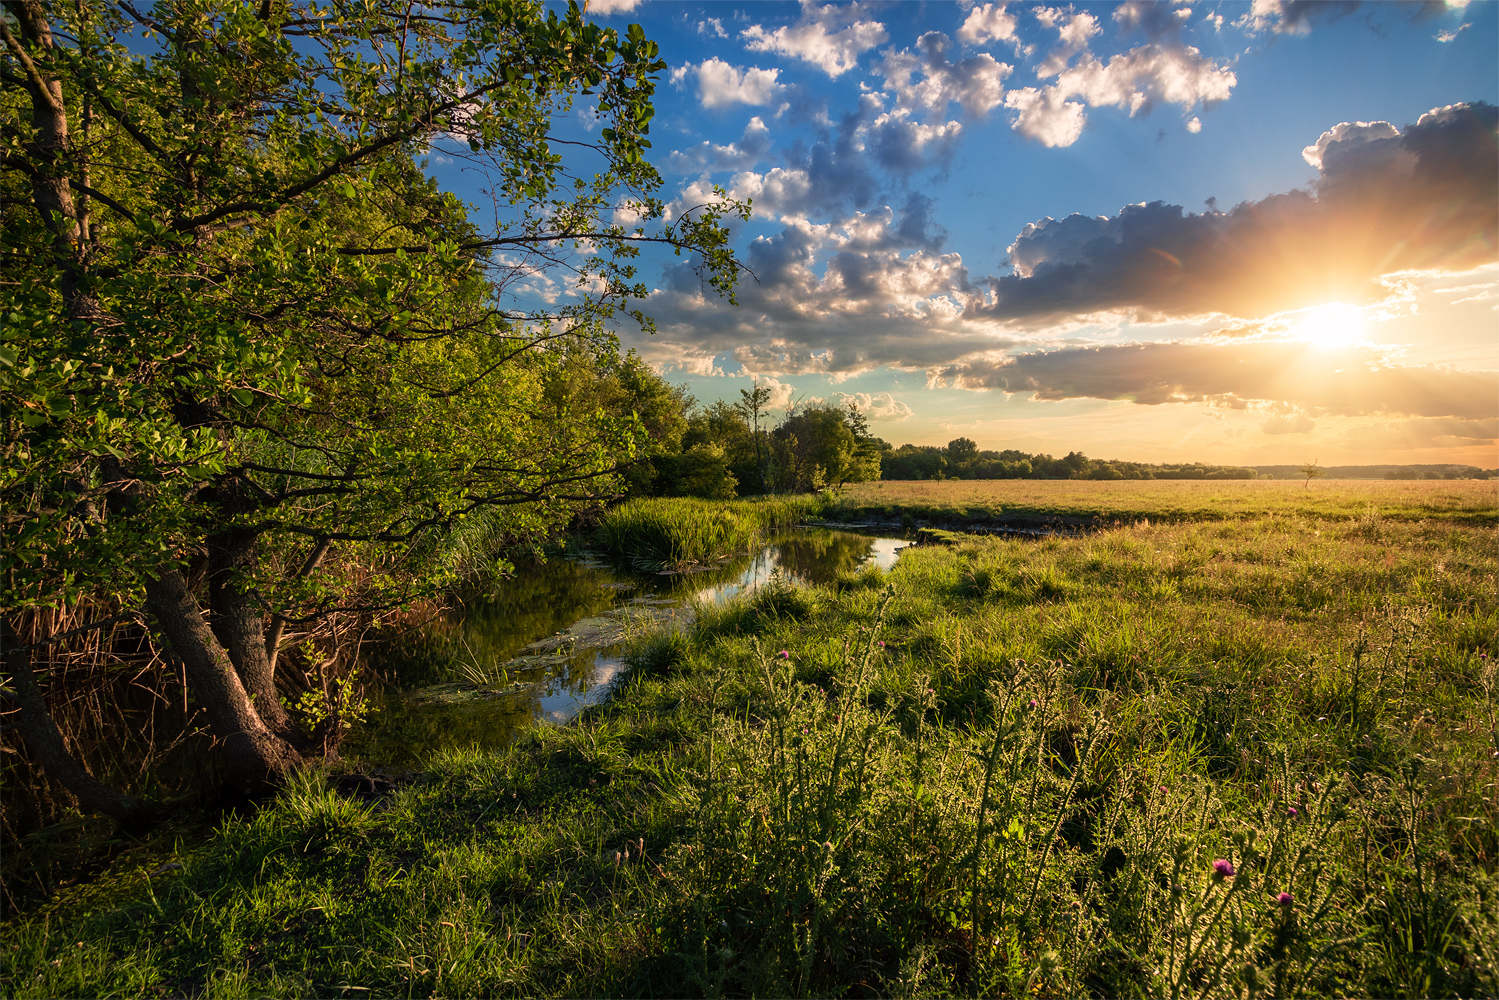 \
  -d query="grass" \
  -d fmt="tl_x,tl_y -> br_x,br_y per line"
830,478 -> 1499,528
5,490 -> 1499,997
592,495 -> 823,566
